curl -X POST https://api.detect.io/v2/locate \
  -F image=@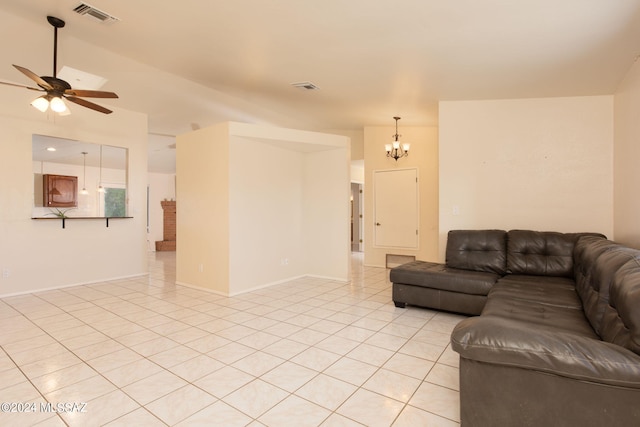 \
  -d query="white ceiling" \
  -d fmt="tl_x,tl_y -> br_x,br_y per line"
2,1 -> 640,172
